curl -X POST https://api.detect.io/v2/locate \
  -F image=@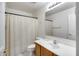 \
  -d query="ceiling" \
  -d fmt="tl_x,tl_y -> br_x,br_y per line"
46,2 -> 76,16
6,2 -> 48,13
